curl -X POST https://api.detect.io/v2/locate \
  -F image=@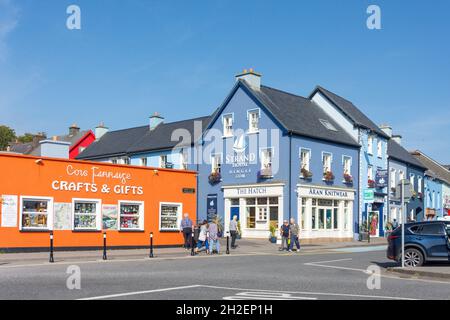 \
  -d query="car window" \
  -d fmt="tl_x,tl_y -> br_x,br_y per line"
446,225 -> 450,236
419,224 -> 445,235
409,225 -> 421,234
